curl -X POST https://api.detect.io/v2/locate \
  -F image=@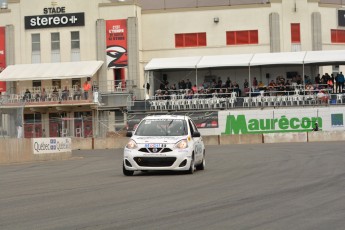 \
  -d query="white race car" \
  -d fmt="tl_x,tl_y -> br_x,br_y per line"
123,115 -> 205,176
